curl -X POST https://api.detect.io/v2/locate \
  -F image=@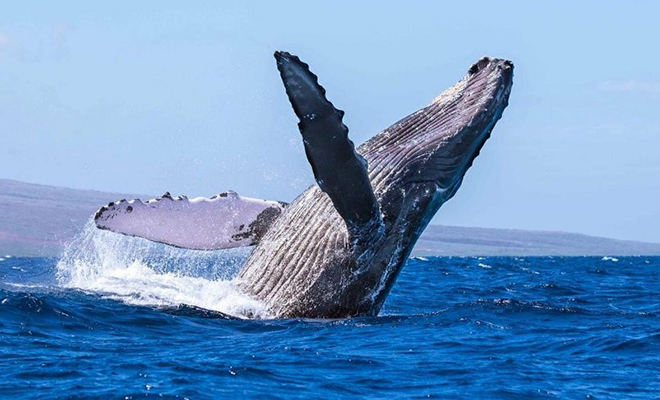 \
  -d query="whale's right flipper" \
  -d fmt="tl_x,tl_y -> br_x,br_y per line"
94,191 -> 286,250
275,51 -> 382,237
